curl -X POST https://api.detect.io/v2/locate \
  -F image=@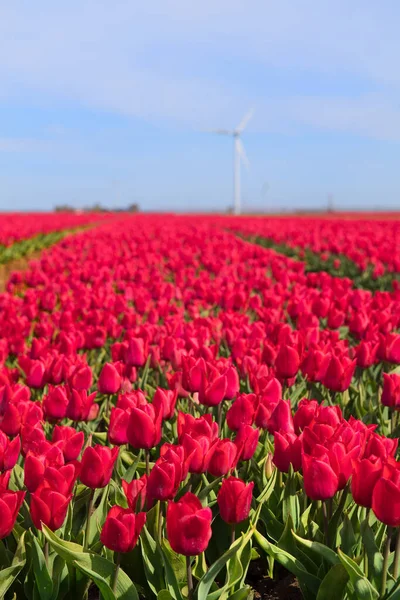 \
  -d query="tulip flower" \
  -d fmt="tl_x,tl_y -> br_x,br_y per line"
122,475 -> 147,512
30,487 -> 72,531
267,399 -> 294,435
98,363 -> 121,395
217,477 -> 254,524
42,385 -> 69,421
322,355 -> 356,393
381,373 -> 400,410
234,425 -> 259,461
0,431 -> 20,471
0,490 -> 25,538
372,463 -> 400,527
205,439 -> 237,477
108,408 -> 129,445
274,343 -> 300,380
226,394 -> 256,431
100,506 -> 146,552
66,389 -> 98,422
80,445 -> 119,489
167,492 -> 212,556
273,431 -> 302,473
126,403 -> 162,450
302,452 -> 339,500
152,388 -> 178,420
351,457 -> 383,508
52,425 -> 84,462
